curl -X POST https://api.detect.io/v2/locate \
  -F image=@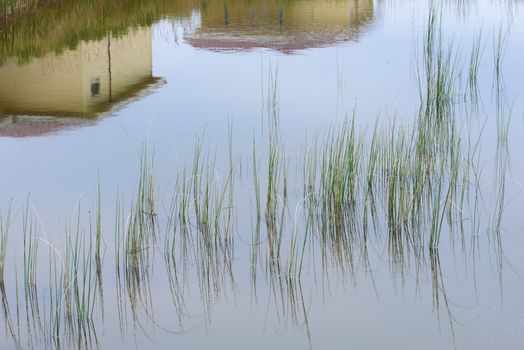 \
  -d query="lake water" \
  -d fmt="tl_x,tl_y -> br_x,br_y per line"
1,0 -> 524,349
